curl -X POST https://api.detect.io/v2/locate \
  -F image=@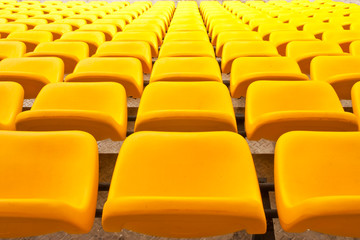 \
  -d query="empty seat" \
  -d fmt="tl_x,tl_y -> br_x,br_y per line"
0,82 -> 23,130
322,30 -> 360,52
33,23 -> 72,40
0,130 -> 98,237
231,57 -> 308,98
113,32 -> 158,57
211,23 -> 250,45
258,23 -> 297,40
16,82 -> 127,141
124,24 -> 163,45
102,131 -> 266,237
350,40 -> 360,56
15,18 -> 47,29
134,82 -> 237,132
57,31 -> 105,56
6,30 -> 53,52
245,81 -> 358,141
0,23 -> 27,38
0,57 -> 63,99
78,24 -> 117,41
275,131 -> 360,238
0,41 -> 26,60
32,14 -> 63,23
94,19 -> 126,32
65,57 -> 143,98
269,31 -> 318,56
150,57 -> 221,83
67,14 -> 98,24
216,31 -> 262,57
25,42 -> 89,74
286,41 -> 346,74
222,41 -> 279,73
311,56 -> 360,99
163,31 -> 209,44
94,42 -> 152,73
54,18 -> 87,30
158,41 -> 215,58
303,22 -> 344,39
